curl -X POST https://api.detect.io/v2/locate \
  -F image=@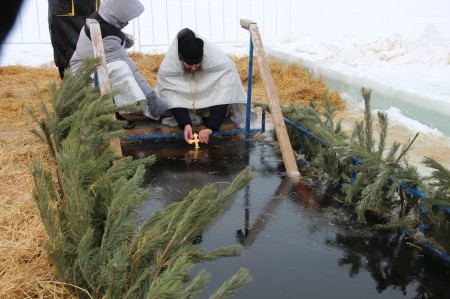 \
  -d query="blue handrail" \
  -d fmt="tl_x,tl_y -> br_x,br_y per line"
245,39 -> 254,140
